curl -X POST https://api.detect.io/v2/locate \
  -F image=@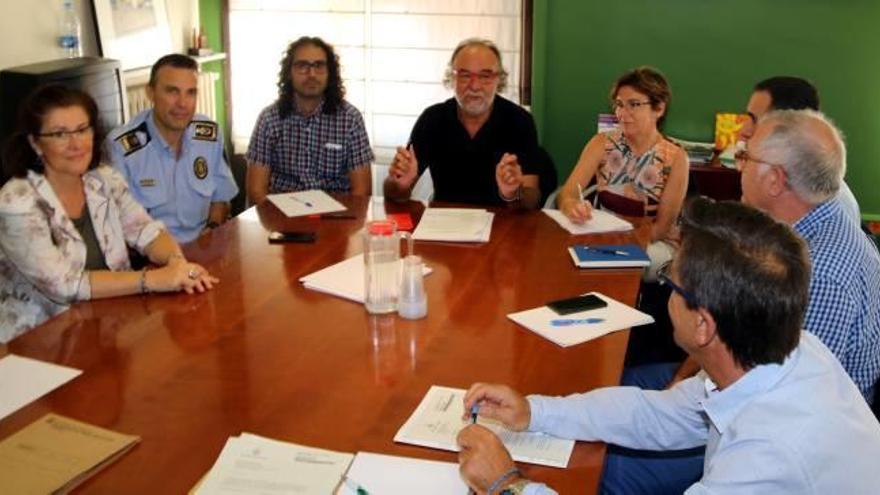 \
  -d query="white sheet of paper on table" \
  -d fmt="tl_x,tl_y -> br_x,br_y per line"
394,385 -> 575,468
267,189 -> 347,218
507,292 -> 654,347
542,208 -> 633,235
299,254 -> 432,303
0,354 -> 82,420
